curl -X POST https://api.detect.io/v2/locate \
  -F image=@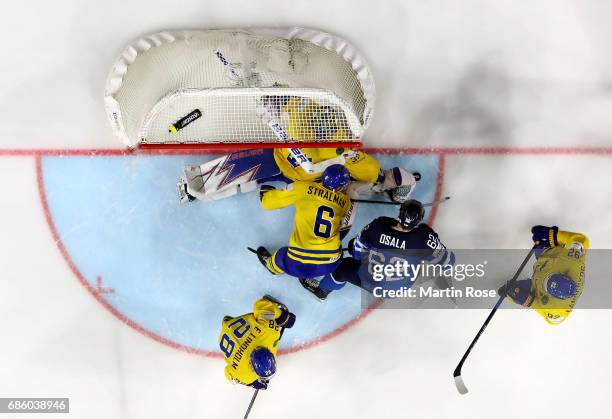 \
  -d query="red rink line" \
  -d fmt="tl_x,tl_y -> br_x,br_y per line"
366,146 -> 612,155
31,150 -> 445,358
22,144 -> 606,359
2,145 -> 612,157
34,156 -> 221,357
